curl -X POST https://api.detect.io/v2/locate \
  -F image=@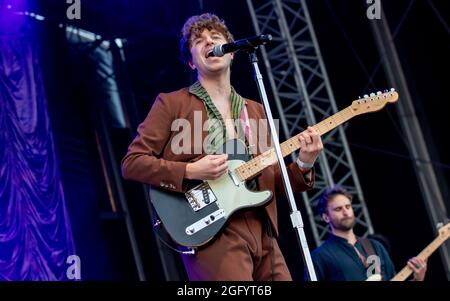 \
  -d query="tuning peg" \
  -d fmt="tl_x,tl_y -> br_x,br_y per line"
383,89 -> 388,93
390,88 -> 395,93
437,222 -> 444,229
363,94 -> 369,99
376,91 -> 382,95
370,93 -> 375,97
